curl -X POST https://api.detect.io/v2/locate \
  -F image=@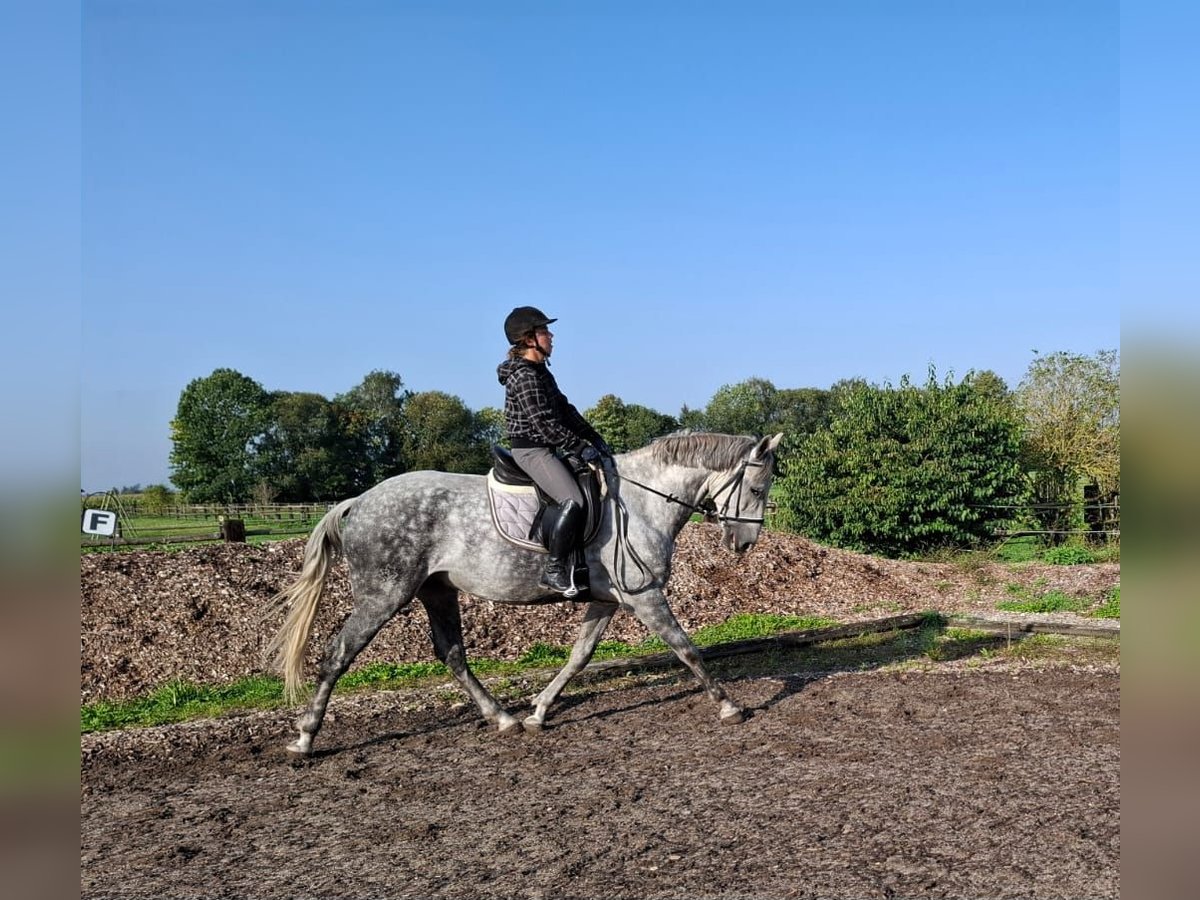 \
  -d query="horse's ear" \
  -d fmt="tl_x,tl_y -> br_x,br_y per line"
752,433 -> 784,460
